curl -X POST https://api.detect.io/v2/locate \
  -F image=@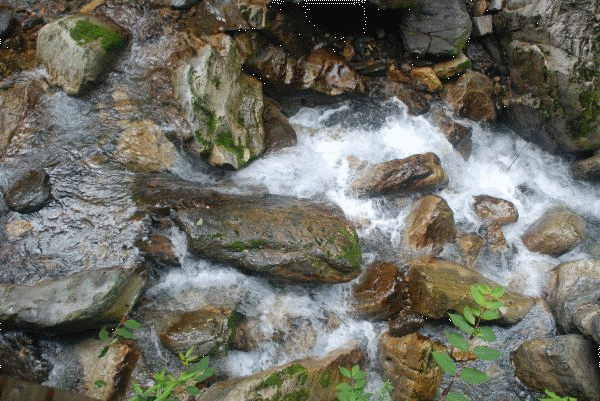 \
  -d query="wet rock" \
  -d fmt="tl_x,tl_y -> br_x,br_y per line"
0,9 -> 16,39
521,206 -> 587,256
350,152 -> 448,197
198,344 -> 365,401
5,219 -> 34,240
405,257 -> 533,323
399,0 -> 472,59
0,376 -> 98,401
456,230 -> 485,268
134,177 -> 362,283
429,107 -> 472,159
571,152 -> 600,181
379,332 -> 443,401
382,80 -> 432,116
482,222 -> 509,254
402,195 -> 456,257
262,98 -> 297,153
75,339 -> 139,401
0,331 -> 52,383
443,70 -> 497,122
472,15 -> 493,37
352,261 -> 405,320
512,335 -> 600,401
172,33 -> 265,170
302,48 -> 364,96
0,267 -> 146,331
4,169 -> 52,213
410,67 -> 442,93
170,0 -> 199,9
115,120 -> 177,173
472,0 -> 488,16
36,14 -> 129,95
472,195 -> 518,226
135,233 -> 180,267
548,260 -> 600,343
387,311 -> 425,337
433,53 -> 472,80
